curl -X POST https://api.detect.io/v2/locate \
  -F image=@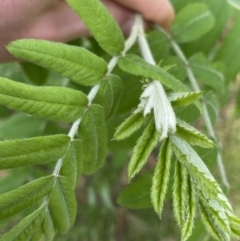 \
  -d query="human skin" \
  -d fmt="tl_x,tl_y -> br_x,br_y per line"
0,0 -> 174,63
